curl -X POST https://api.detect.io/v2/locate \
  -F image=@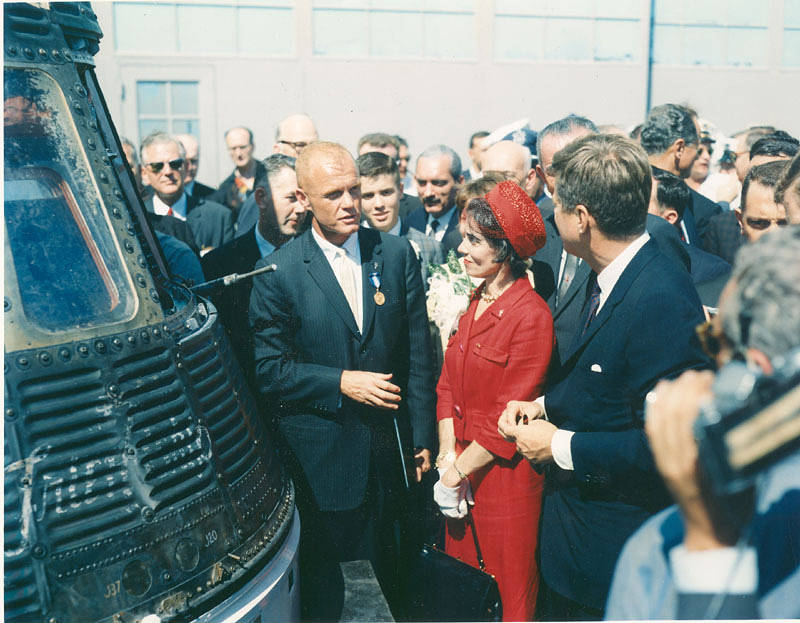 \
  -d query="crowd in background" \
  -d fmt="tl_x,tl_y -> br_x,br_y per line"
118,105 -> 800,621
